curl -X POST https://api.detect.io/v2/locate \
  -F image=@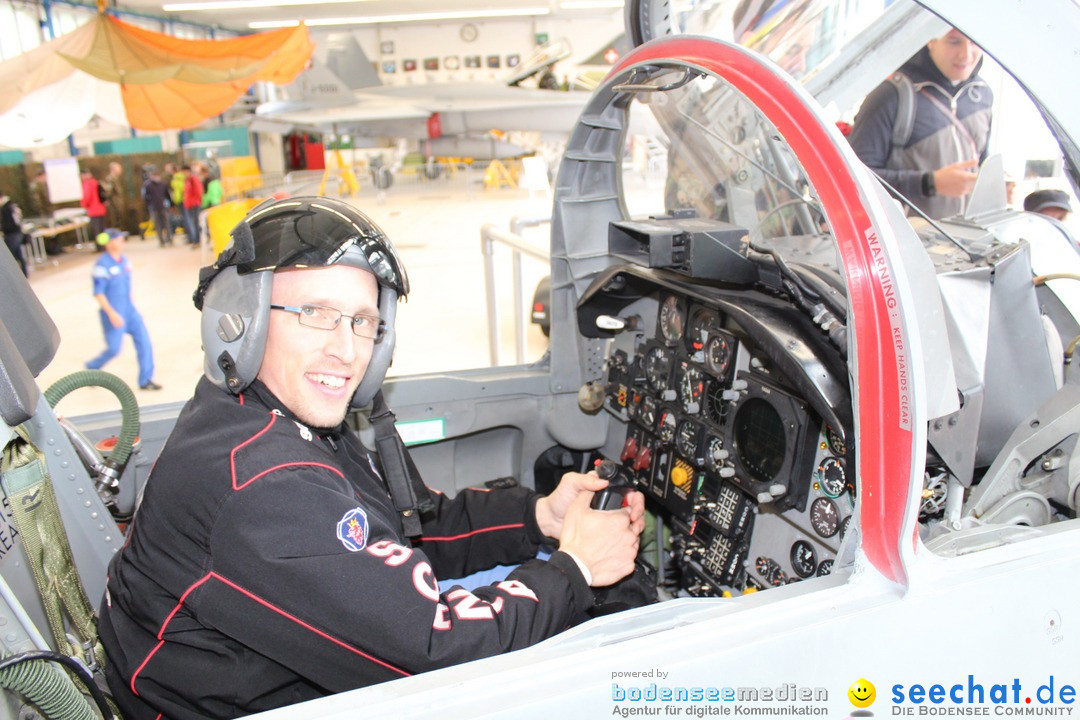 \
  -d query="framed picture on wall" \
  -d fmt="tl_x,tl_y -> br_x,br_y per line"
423,57 -> 439,71
506,54 -> 520,68
382,60 -> 396,74
486,55 -> 501,69
403,58 -> 417,72
444,56 -> 460,70
464,55 -> 481,68
380,41 -> 394,55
